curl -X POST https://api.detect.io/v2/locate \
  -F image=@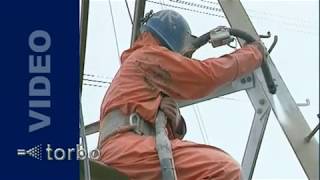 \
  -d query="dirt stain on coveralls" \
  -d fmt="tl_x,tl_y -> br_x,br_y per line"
136,61 -> 172,91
